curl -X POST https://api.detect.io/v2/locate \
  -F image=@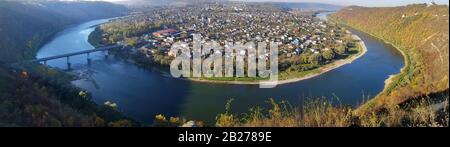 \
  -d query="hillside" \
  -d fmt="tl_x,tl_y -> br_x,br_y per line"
330,4 -> 449,110
0,64 -> 137,127
0,1 -> 132,127
0,0 -> 127,63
